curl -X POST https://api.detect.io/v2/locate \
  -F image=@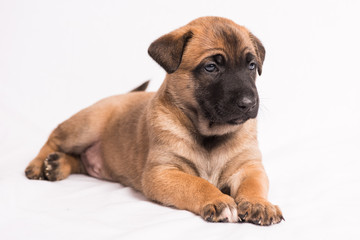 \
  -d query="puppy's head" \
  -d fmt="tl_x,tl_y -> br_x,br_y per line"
148,17 -> 265,136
